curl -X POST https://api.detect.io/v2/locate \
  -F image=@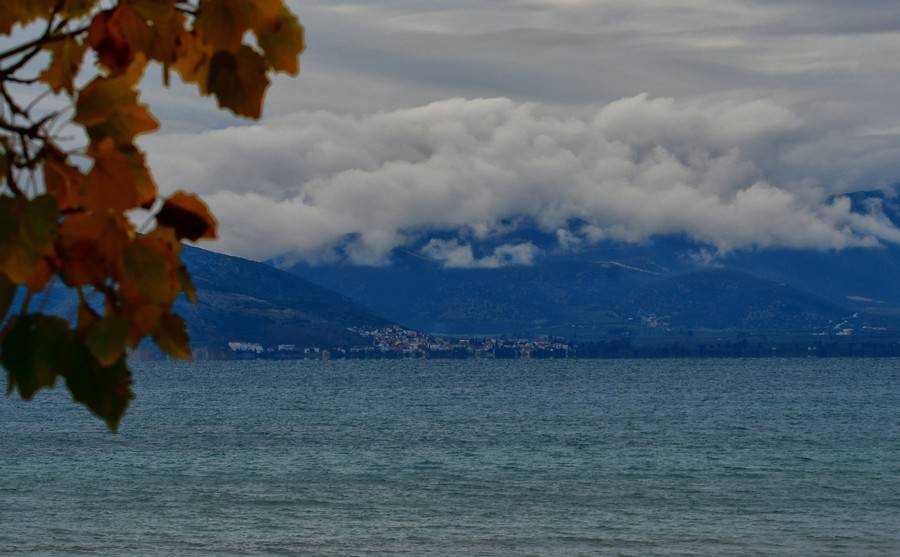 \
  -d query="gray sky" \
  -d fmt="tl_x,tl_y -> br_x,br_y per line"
141,0 -> 900,265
